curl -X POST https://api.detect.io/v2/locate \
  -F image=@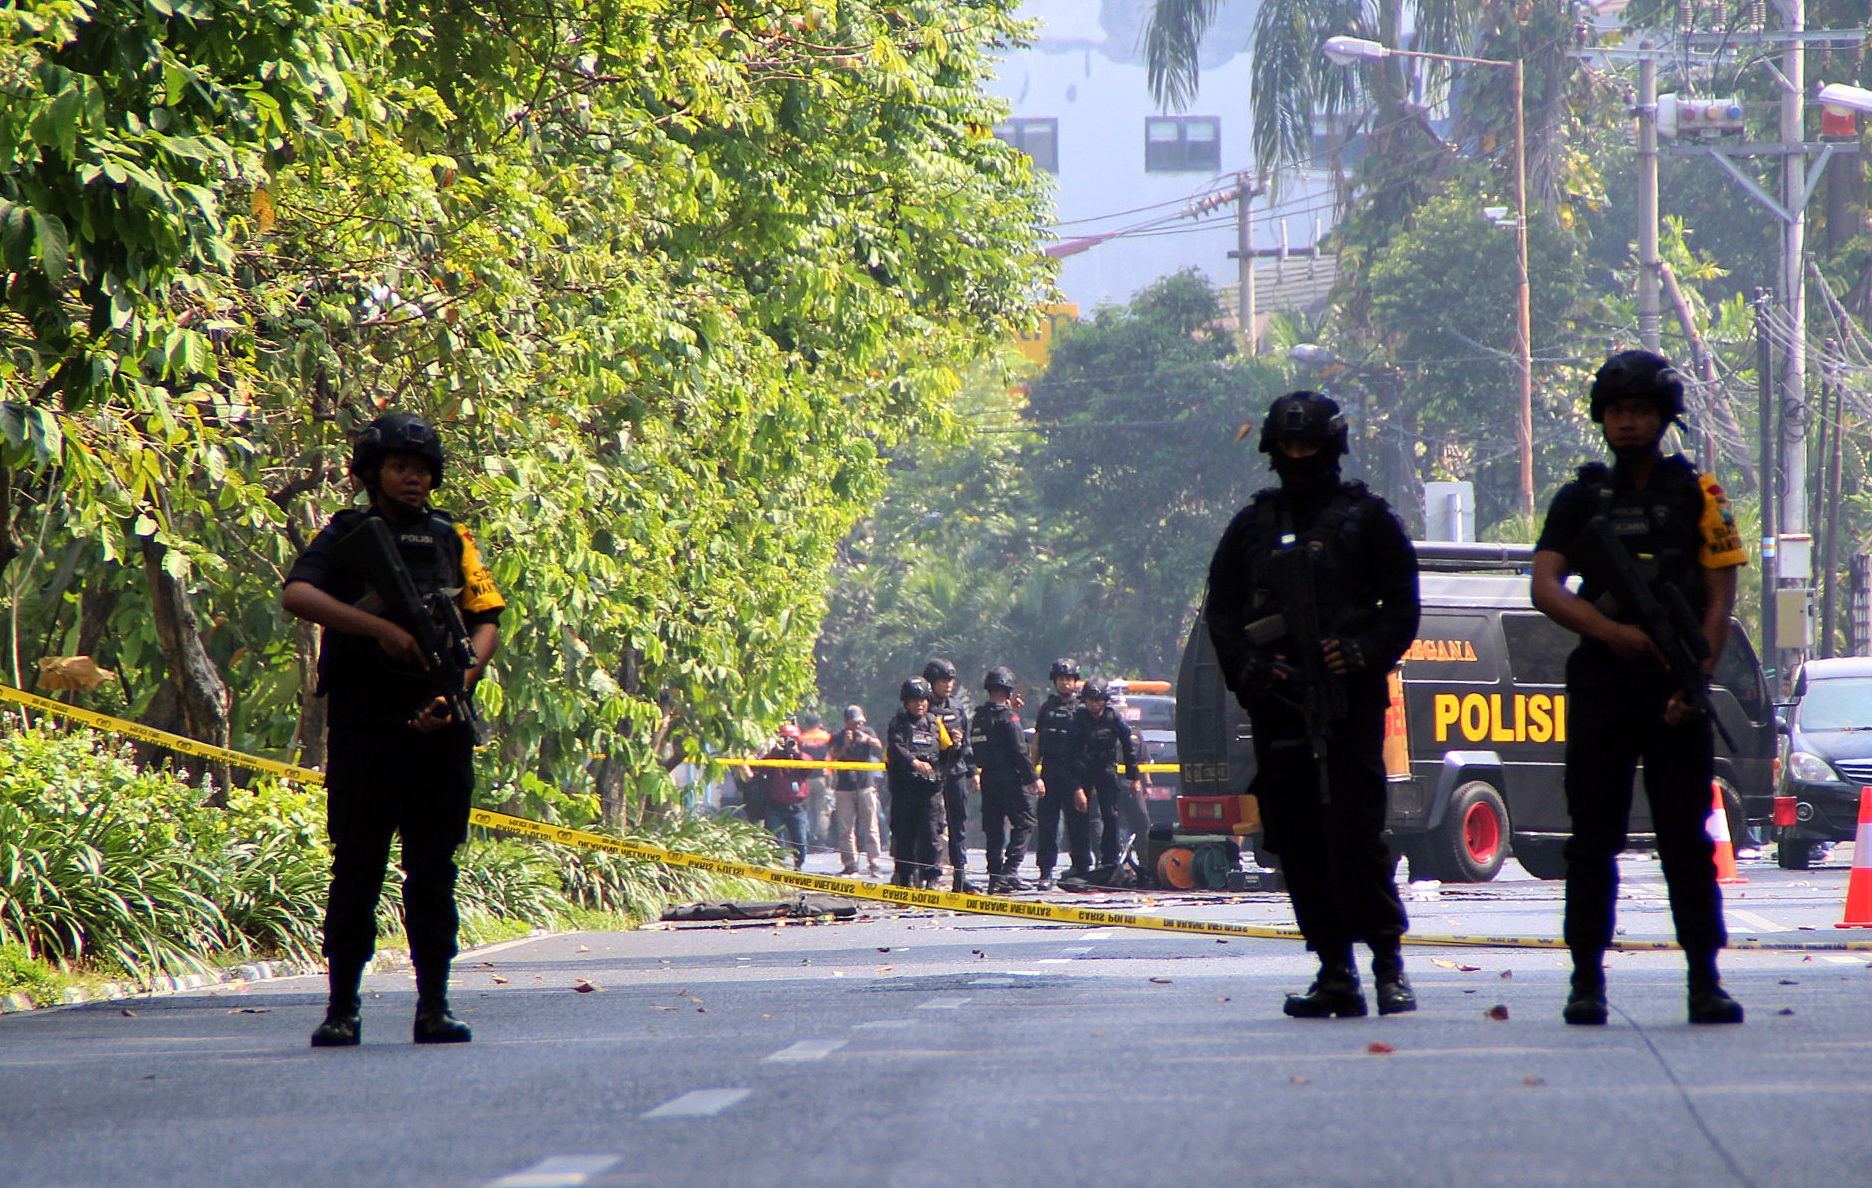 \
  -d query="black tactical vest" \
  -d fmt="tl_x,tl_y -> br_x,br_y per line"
1574,458 -> 1704,620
